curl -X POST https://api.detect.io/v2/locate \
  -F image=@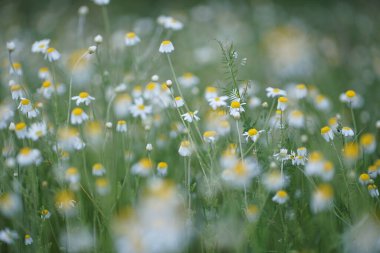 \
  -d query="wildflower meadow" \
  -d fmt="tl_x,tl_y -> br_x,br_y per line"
1,0 -> 380,252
